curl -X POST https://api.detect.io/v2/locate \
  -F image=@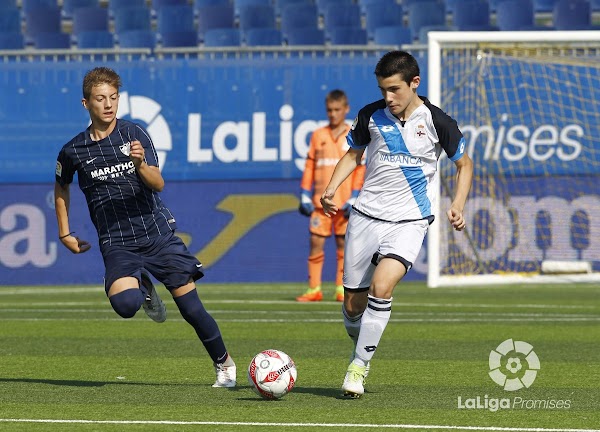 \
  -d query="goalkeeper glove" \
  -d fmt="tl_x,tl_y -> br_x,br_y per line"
298,189 -> 315,217
342,190 -> 360,218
